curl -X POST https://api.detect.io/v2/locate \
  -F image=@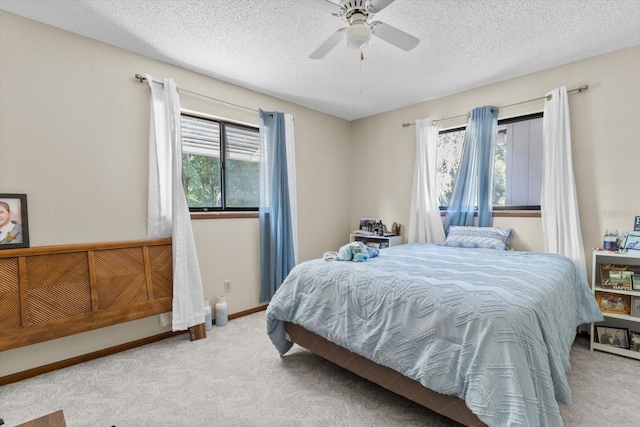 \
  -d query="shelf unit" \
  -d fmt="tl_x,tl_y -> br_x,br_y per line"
590,250 -> 640,360
349,233 -> 403,249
